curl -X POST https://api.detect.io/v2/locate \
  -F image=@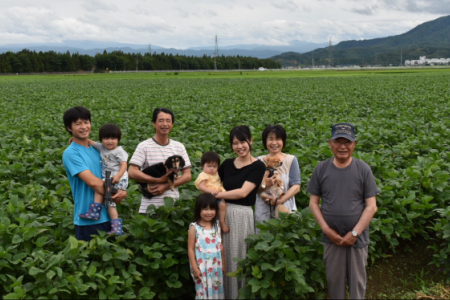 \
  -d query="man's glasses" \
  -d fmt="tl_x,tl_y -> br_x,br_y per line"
331,140 -> 354,146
